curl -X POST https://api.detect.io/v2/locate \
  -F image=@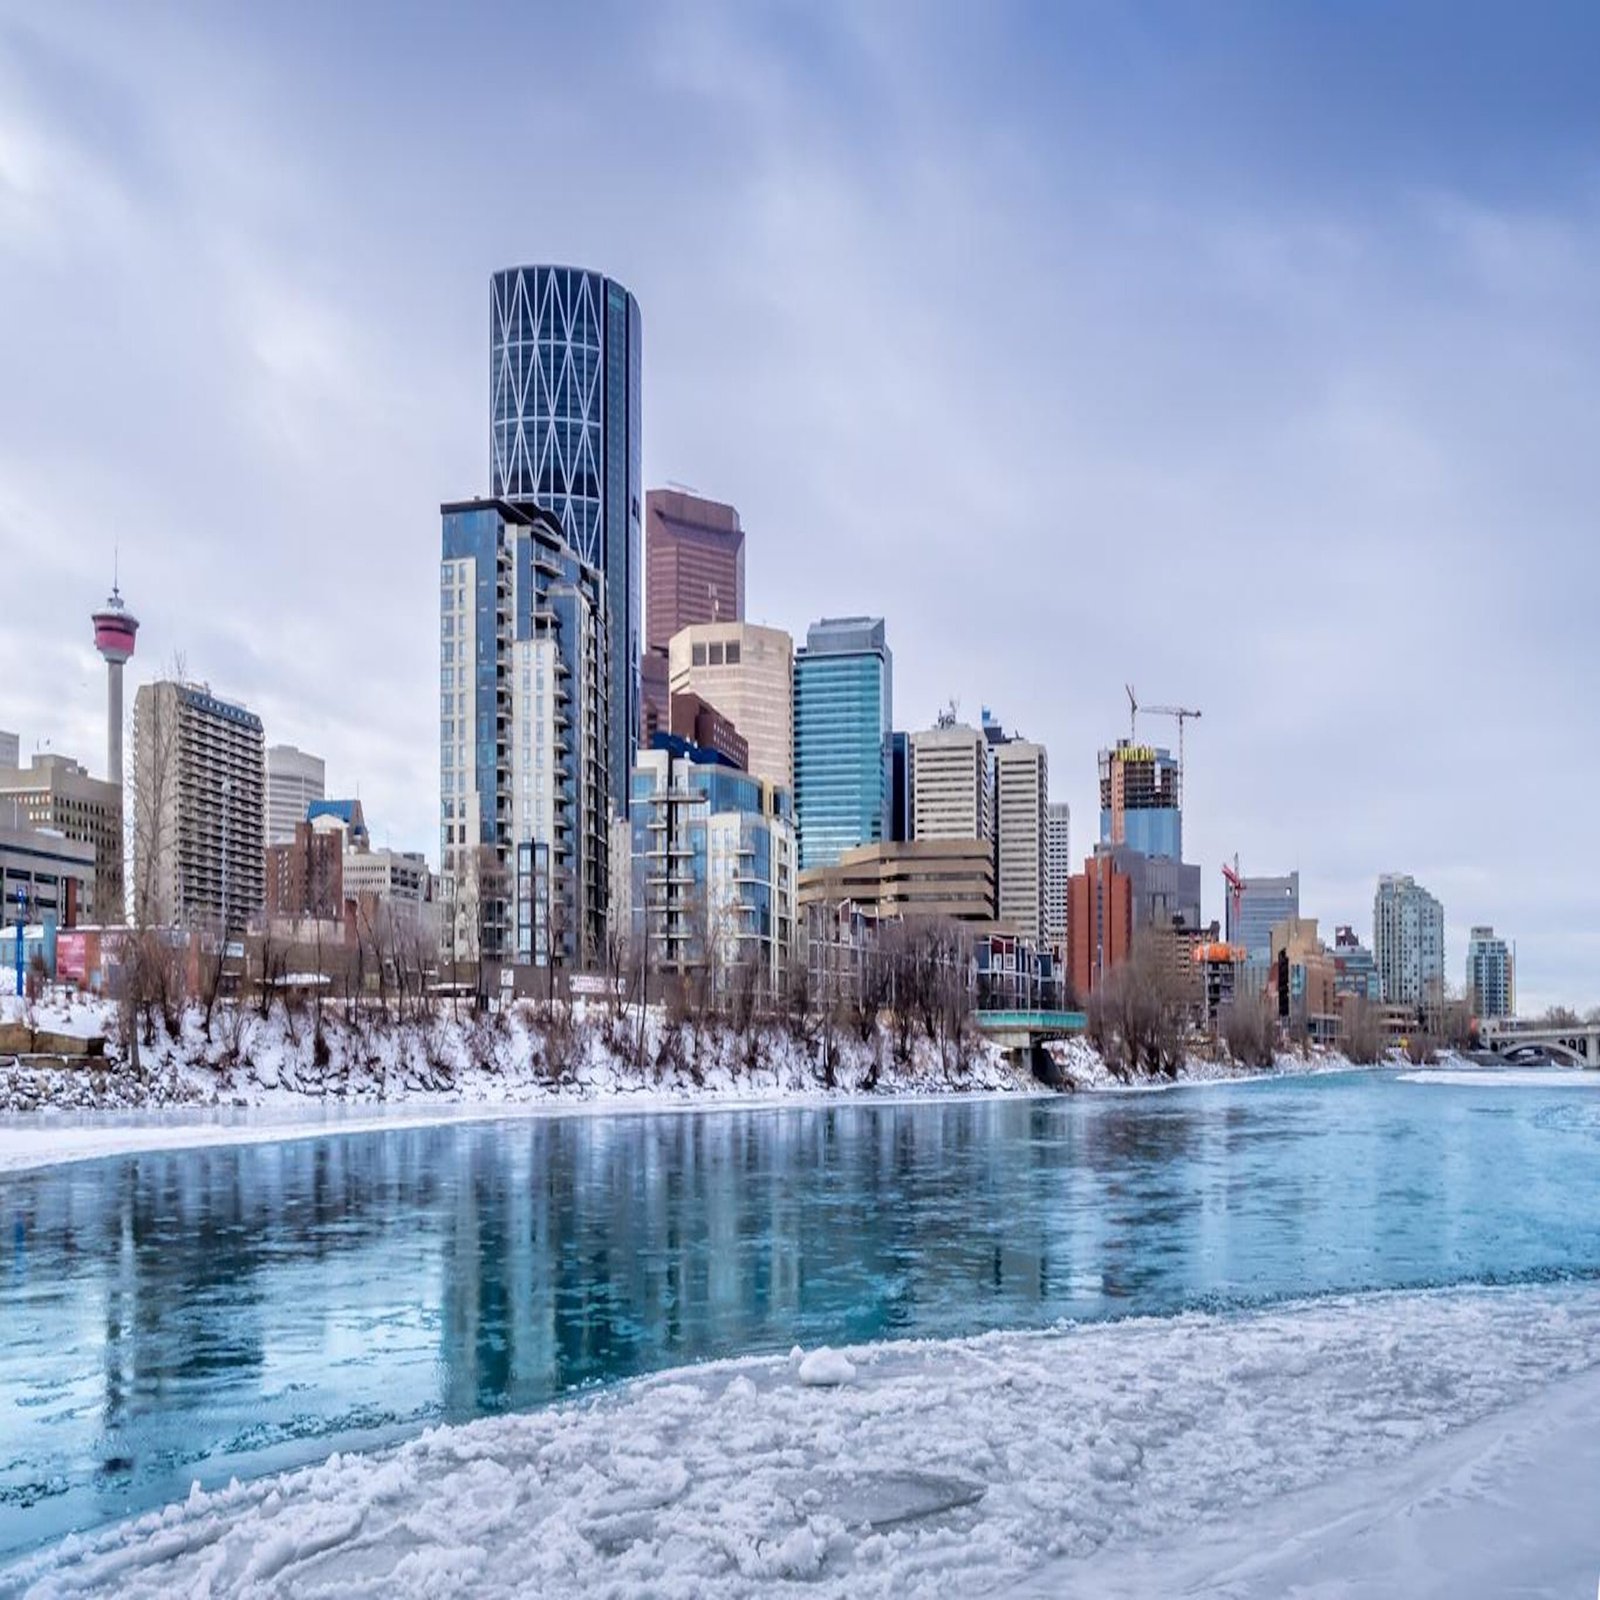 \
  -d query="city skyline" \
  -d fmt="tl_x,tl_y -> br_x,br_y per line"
1,3 -> 1596,1006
